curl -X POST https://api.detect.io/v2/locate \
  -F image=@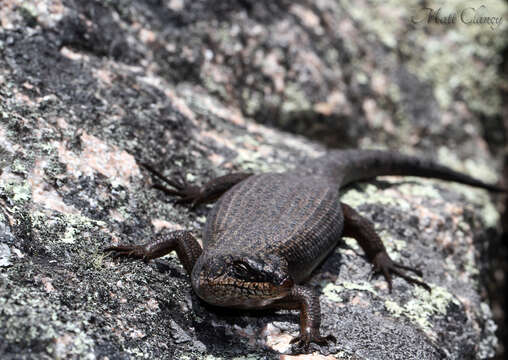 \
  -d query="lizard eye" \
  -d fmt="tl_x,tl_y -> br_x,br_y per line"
233,261 -> 253,278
